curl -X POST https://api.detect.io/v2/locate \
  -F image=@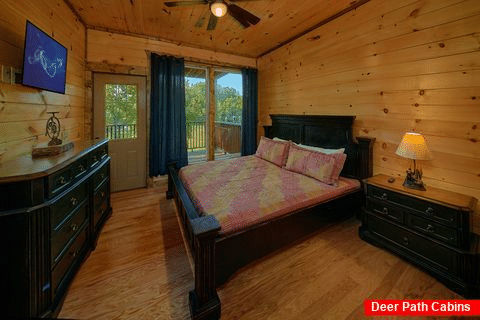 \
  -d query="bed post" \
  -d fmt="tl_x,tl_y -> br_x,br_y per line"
189,216 -> 221,320
355,137 -> 375,179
